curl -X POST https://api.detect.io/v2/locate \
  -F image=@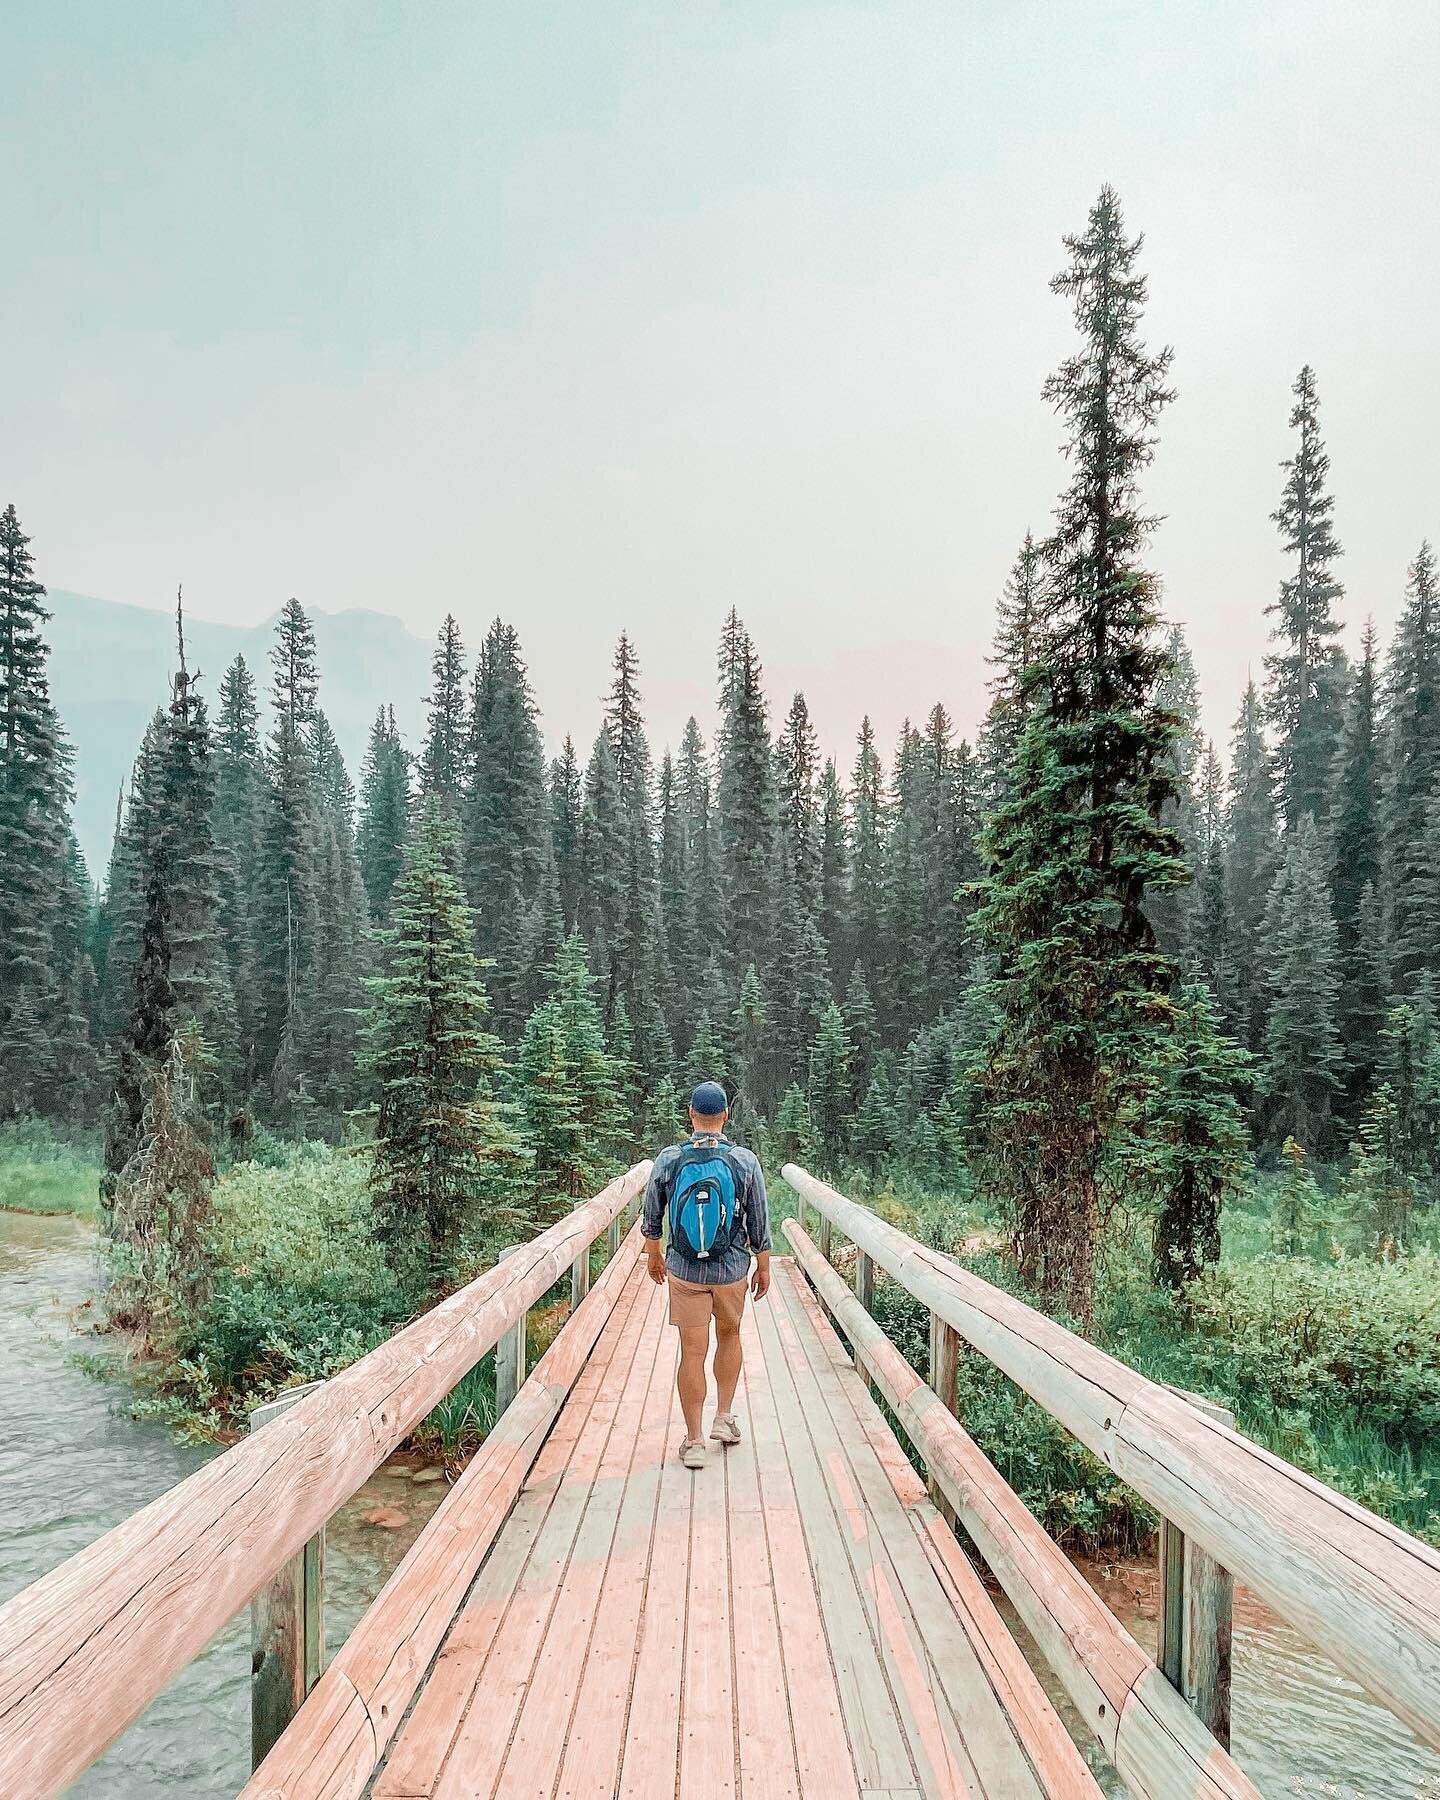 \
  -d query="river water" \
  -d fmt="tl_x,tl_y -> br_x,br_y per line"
0,1211 -> 447,1797
3,1211 -> 1439,1797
